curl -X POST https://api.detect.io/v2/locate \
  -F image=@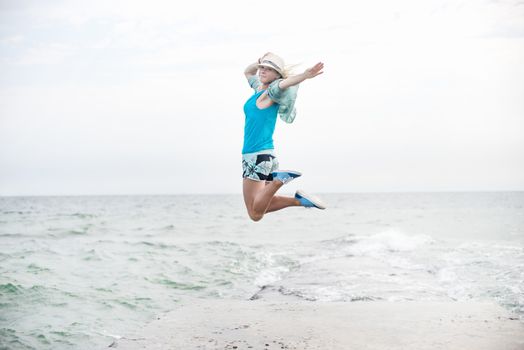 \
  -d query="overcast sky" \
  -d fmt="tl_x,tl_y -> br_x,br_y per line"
1,0 -> 523,196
